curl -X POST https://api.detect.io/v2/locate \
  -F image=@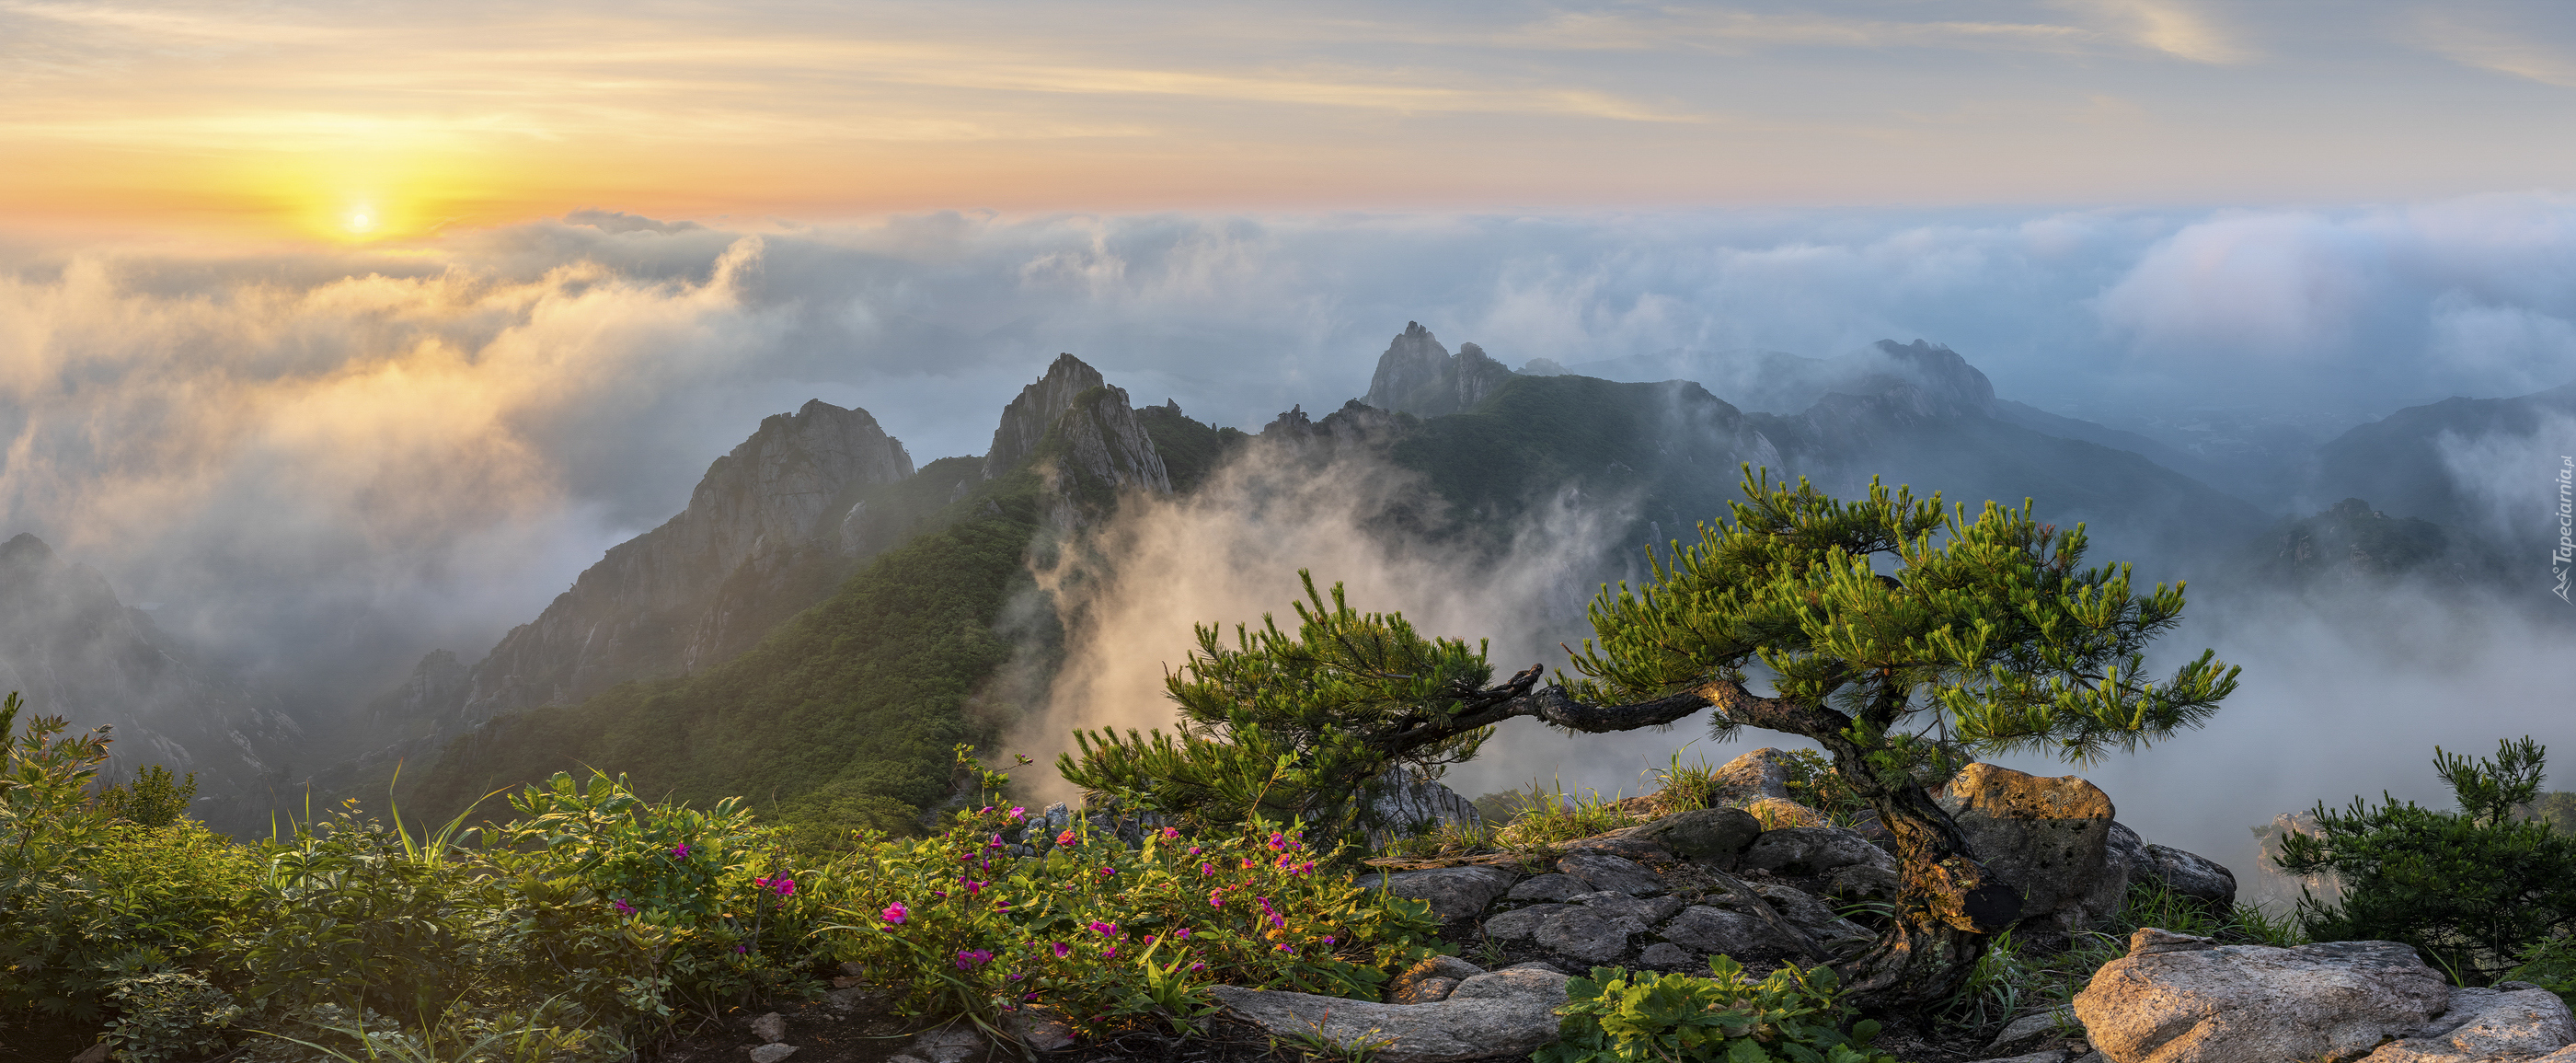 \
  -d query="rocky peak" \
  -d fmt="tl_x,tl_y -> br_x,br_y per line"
1828,340 -> 1995,416
689,399 -> 915,558
985,353 -> 1110,479
1363,322 -> 1517,419
1,532 -> 52,567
